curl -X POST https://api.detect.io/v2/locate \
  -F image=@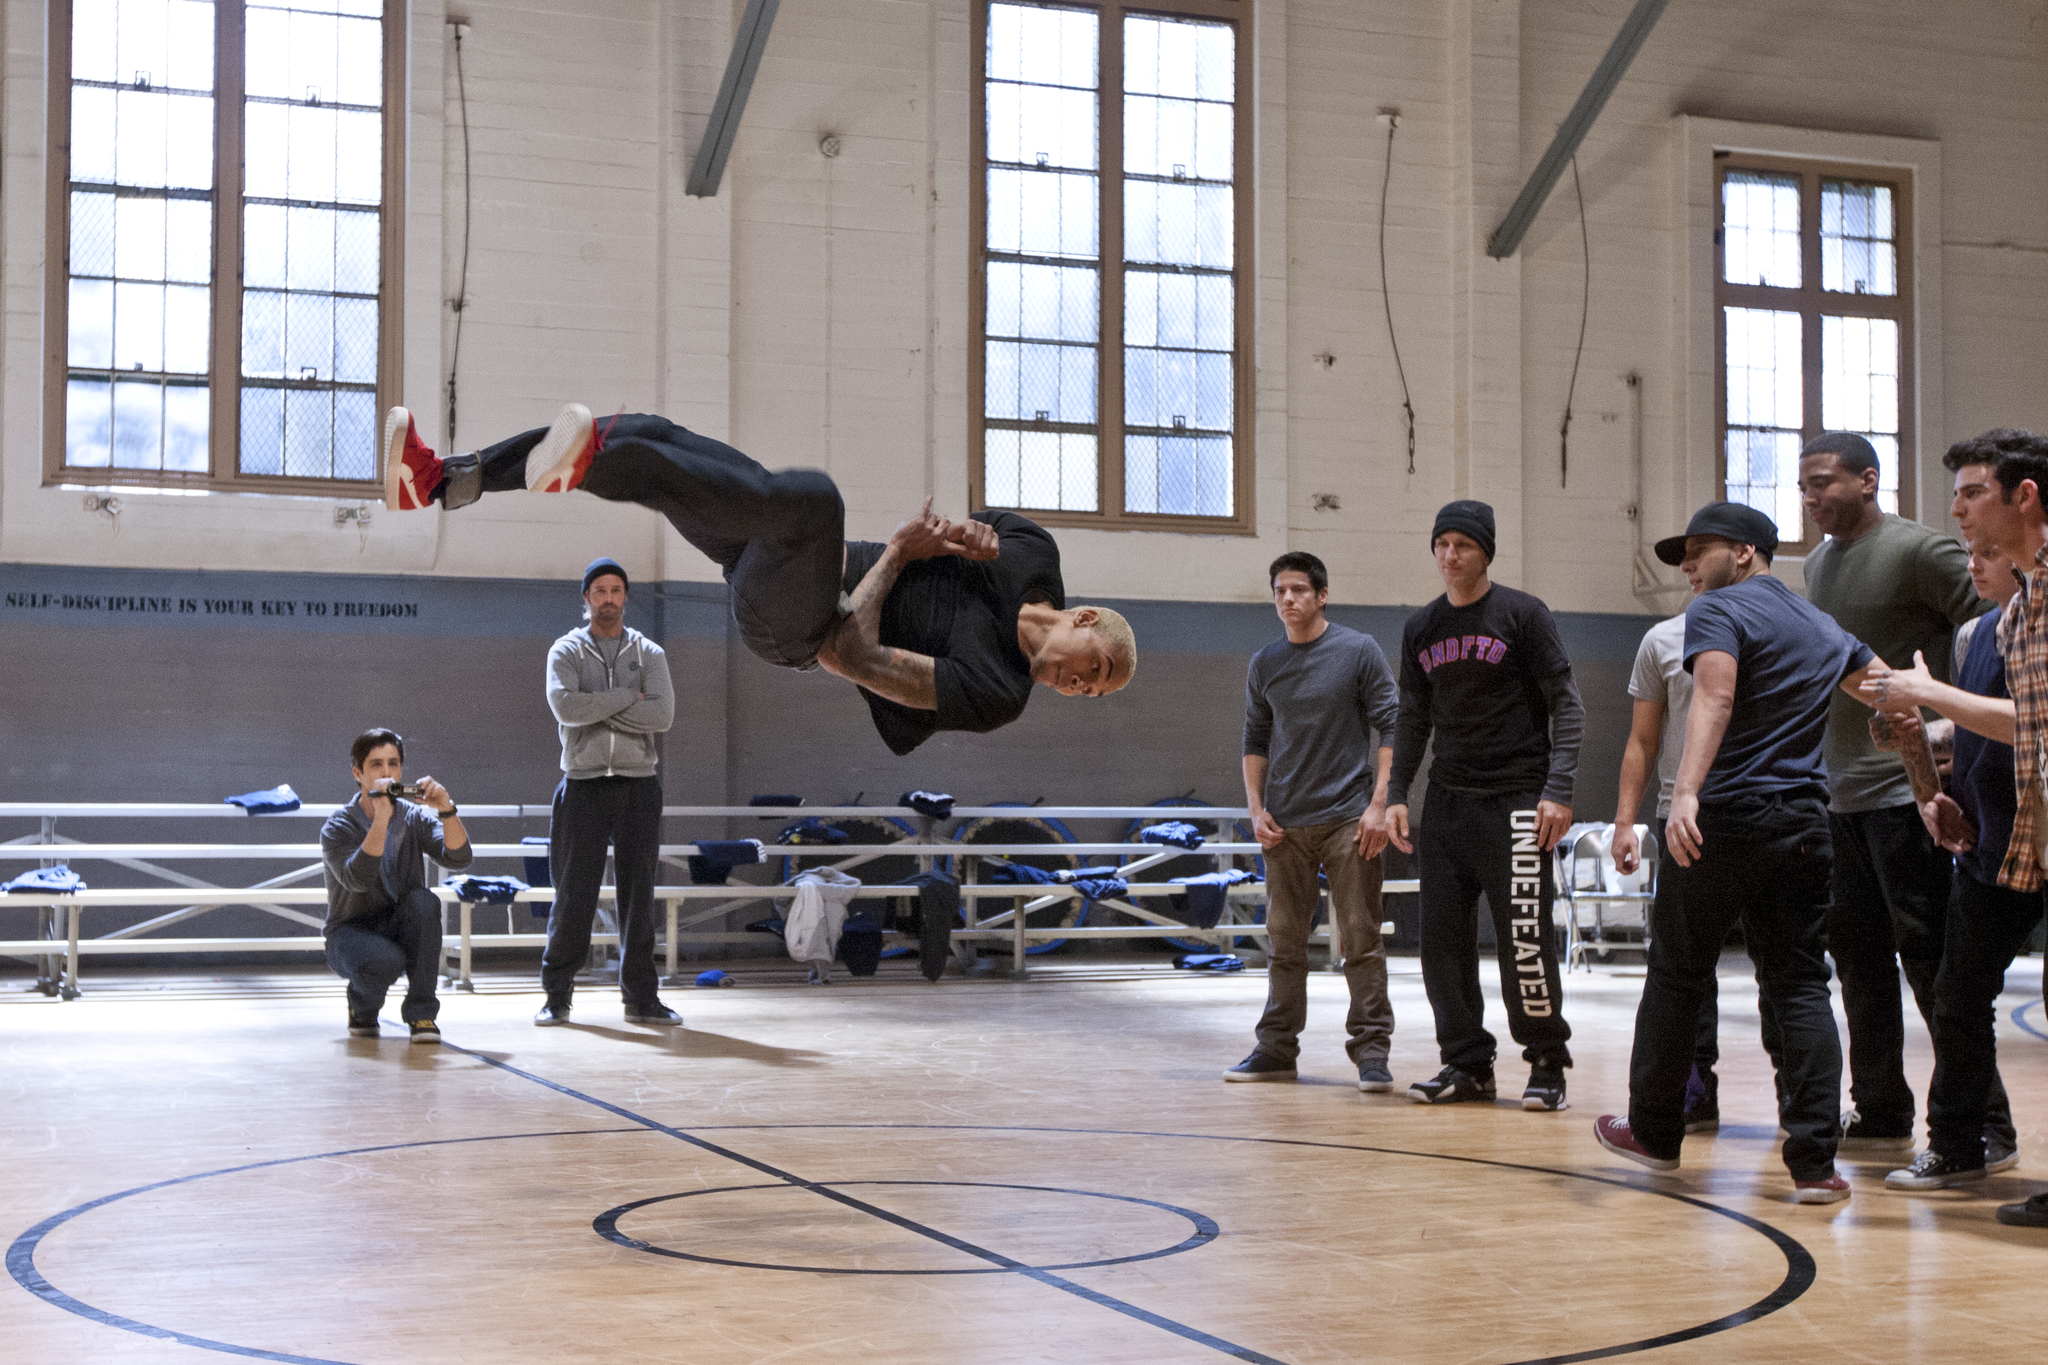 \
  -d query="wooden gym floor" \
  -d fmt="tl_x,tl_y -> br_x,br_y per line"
3,953 -> 2043,1364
